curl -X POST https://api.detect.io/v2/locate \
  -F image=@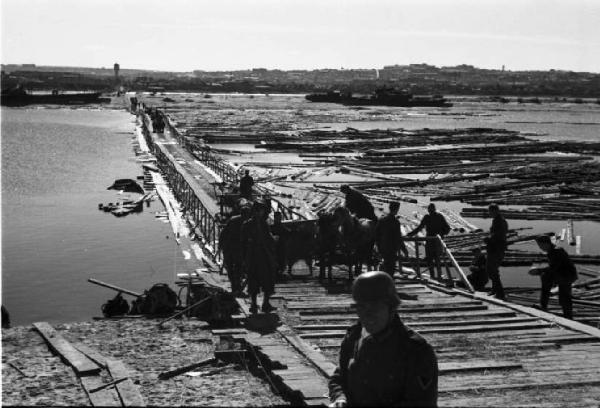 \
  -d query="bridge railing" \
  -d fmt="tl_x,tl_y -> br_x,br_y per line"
402,235 -> 475,292
139,112 -> 223,263
158,110 -> 239,184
